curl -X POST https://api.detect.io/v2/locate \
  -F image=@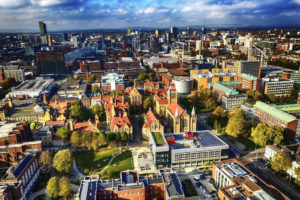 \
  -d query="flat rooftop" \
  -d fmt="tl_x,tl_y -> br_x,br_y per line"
166,131 -> 228,150
0,122 -> 18,137
12,78 -> 54,91
152,131 -> 167,146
